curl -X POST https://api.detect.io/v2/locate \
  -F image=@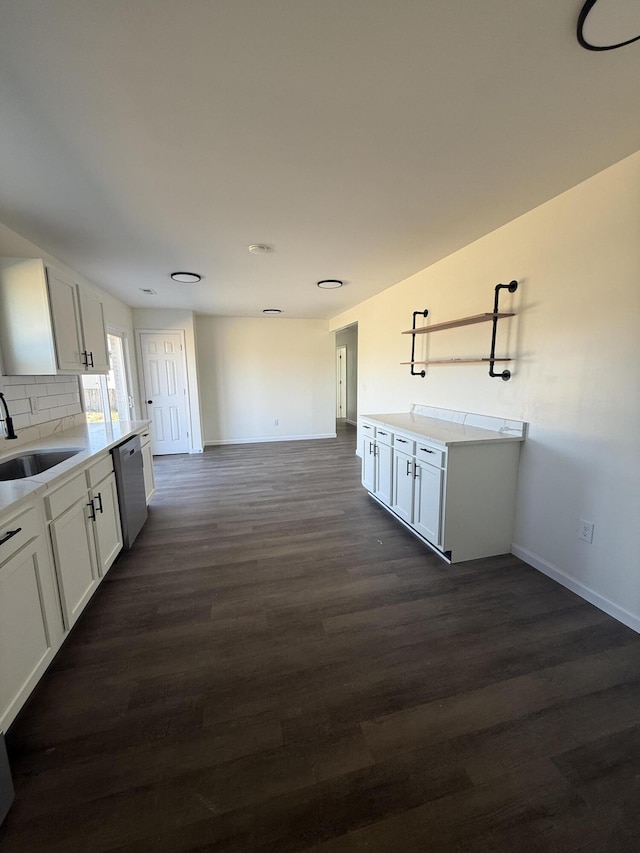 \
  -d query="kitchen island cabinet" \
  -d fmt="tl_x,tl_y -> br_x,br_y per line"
360,407 -> 525,563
